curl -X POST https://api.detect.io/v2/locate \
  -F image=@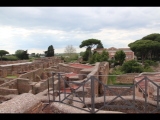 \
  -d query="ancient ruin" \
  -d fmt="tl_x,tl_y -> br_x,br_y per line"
0,56 -> 160,113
